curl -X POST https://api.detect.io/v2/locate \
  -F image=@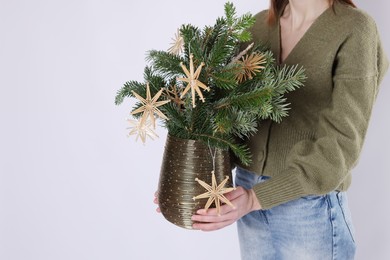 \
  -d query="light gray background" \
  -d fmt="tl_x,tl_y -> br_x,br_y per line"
0,0 -> 388,259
